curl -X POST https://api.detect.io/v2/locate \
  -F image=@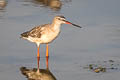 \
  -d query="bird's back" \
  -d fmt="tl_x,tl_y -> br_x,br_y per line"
21,24 -> 50,39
